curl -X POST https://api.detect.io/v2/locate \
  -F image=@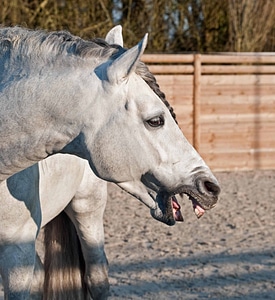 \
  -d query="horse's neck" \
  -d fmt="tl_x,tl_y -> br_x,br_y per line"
0,54 -> 102,181
0,119 -> 80,181
0,82 -> 86,181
